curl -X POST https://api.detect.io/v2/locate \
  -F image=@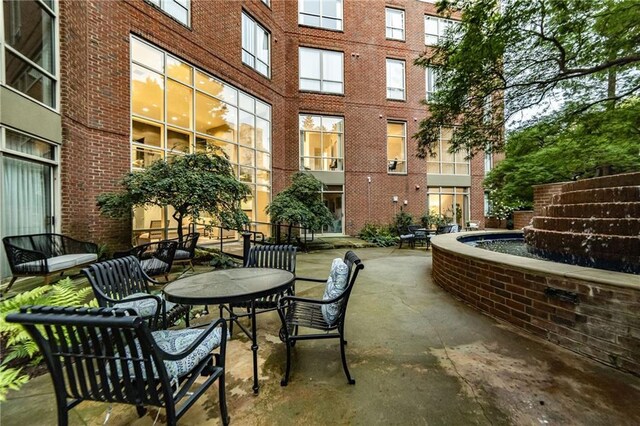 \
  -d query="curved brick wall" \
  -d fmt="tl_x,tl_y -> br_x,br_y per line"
432,231 -> 640,377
